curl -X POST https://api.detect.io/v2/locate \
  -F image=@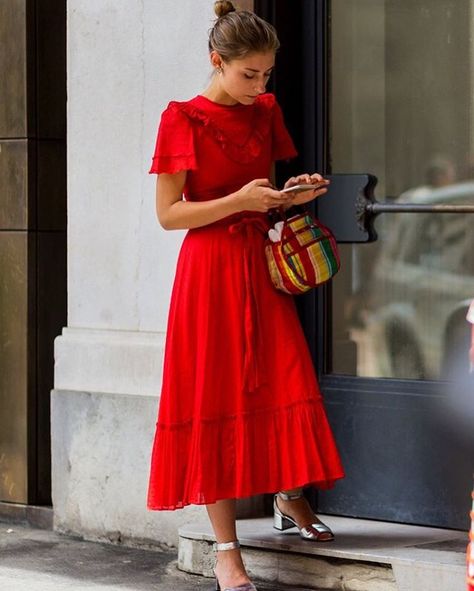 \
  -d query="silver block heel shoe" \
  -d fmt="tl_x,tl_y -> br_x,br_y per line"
213,540 -> 257,591
273,490 -> 335,542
